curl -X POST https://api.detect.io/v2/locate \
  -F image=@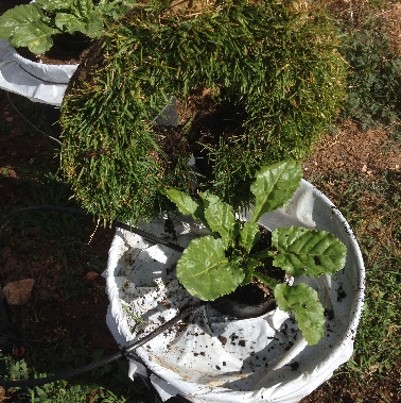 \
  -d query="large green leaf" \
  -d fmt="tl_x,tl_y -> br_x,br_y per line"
272,226 -> 347,277
164,188 -> 202,219
85,11 -> 104,38
250,161 -> 302,222
239,221 -> 259,252
0,5 -> 57,54
35,0 -> 72,12
200,192 -> 237,247
198,191 -> 220,206
55,11 -> 103,37
71,0 -> 93,18
99,0 -> 137,19
274,283 -> 325,345
55,13 -> 87,34
176,236 -> 245,301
